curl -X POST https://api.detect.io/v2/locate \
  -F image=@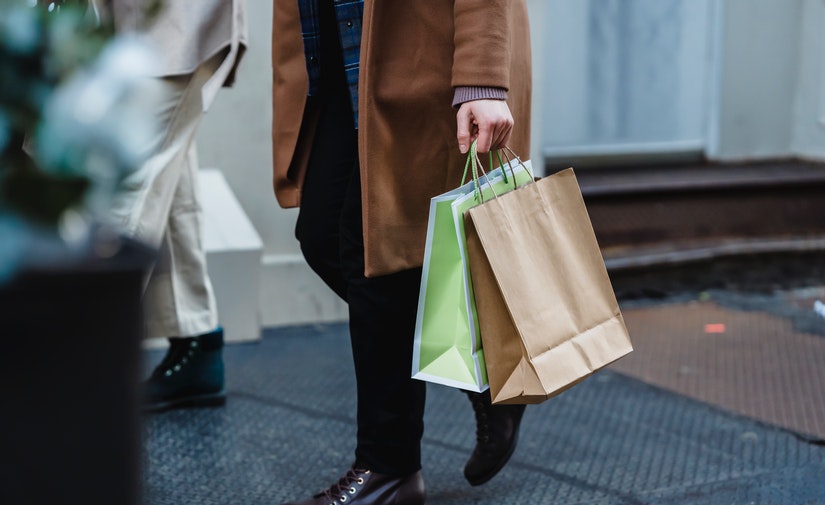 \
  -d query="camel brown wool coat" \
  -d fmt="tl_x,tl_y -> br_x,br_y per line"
272,0 -> 532,277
